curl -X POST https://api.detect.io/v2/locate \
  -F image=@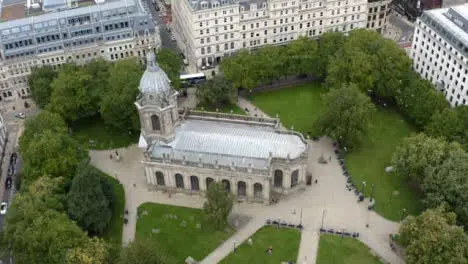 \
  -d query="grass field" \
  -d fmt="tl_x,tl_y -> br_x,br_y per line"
71,115 -> 138,150
251,83 -> 422,220
220,226 -> 301,264
136,203 -> 234,263
317,234 -> 383,264
101,173 -> 126,244
197,102 -> 246,115
345,108 -> 422,220
251,83 -> 327,136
